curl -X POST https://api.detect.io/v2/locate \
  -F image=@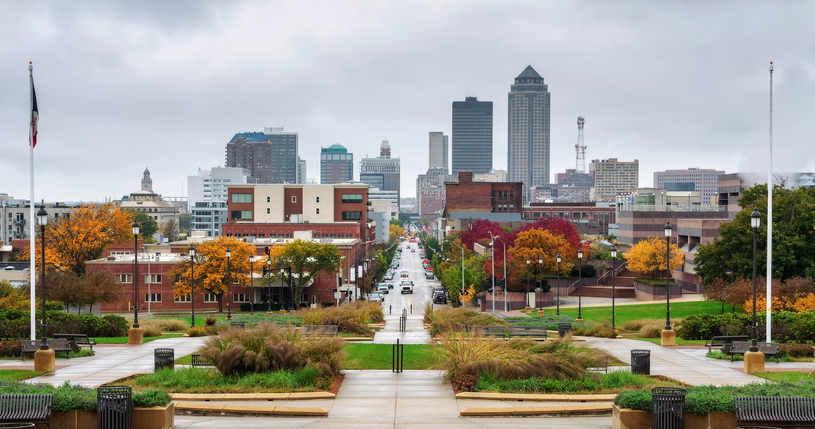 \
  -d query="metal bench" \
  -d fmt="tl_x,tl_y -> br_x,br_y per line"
727,341 -> 780,363
704,335 -> 750,353
0,394 -> 52,429
506,325 -> 548,338
465,325 -> 506,336
735,396 -> 815,428
54,333 -> 96,351
302,325 -> 339,336
20,339 -> 71,361
190,353 -> 215,368
230,321 -> 245,329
